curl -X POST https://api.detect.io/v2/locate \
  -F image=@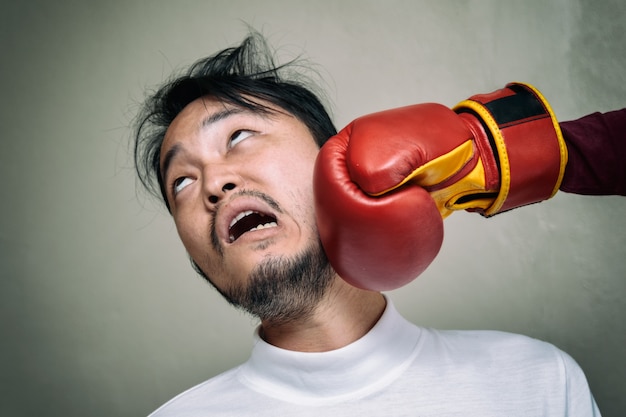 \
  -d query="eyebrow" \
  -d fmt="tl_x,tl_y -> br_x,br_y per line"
160,107 -> 247,186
